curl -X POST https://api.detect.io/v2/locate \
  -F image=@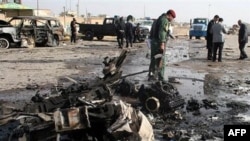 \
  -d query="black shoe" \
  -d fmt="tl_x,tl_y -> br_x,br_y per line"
207,58 -> 212,60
